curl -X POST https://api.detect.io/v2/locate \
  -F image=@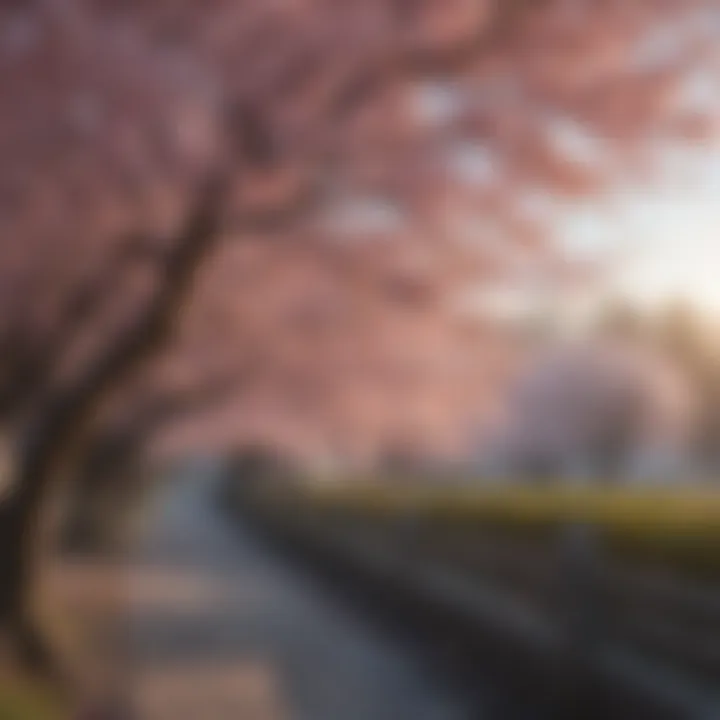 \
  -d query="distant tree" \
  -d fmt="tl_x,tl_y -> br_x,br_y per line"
490,340 -> 696,484
655,301 -> 720,475
596,299 -> 647,342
